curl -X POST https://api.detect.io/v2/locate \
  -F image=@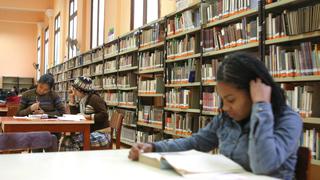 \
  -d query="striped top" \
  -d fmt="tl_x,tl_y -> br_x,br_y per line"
16,89 -> 65,116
